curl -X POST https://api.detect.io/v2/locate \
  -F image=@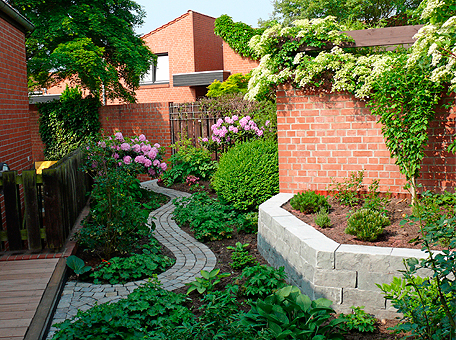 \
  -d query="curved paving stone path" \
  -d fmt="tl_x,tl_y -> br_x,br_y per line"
46,180 -> 217,339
